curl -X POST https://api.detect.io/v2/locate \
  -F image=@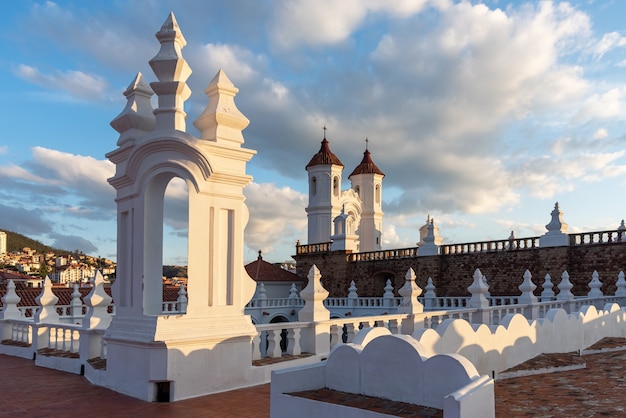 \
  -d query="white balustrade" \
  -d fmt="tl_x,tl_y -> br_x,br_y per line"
10,321 -> 32,345
45,324 -> 81,354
